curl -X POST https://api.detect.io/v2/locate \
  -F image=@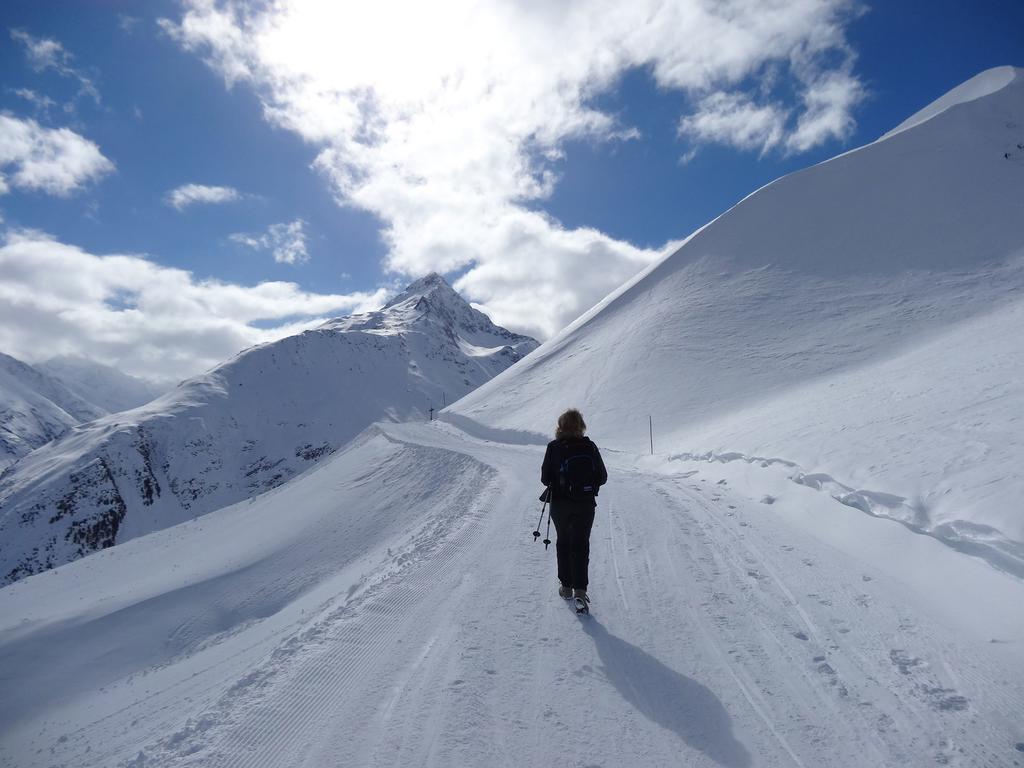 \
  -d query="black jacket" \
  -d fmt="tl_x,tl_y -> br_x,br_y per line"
541,436 -> 608,508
